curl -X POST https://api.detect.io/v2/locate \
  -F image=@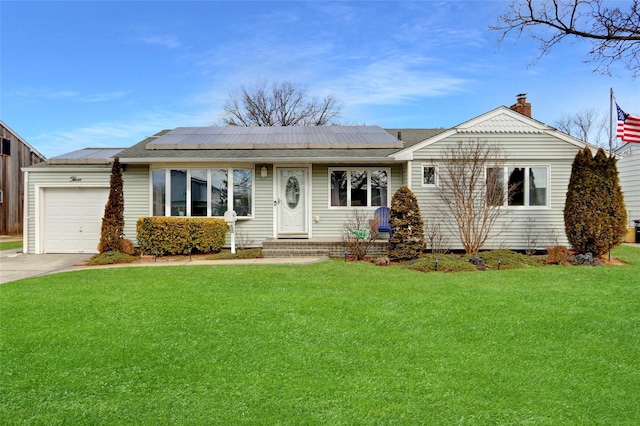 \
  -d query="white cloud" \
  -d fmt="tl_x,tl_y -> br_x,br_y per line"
15,87 -> 127,103
140,34 -> 181,50
323,55 -> 473,106
30,108 -> 211,158
16,88 -> 79,100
